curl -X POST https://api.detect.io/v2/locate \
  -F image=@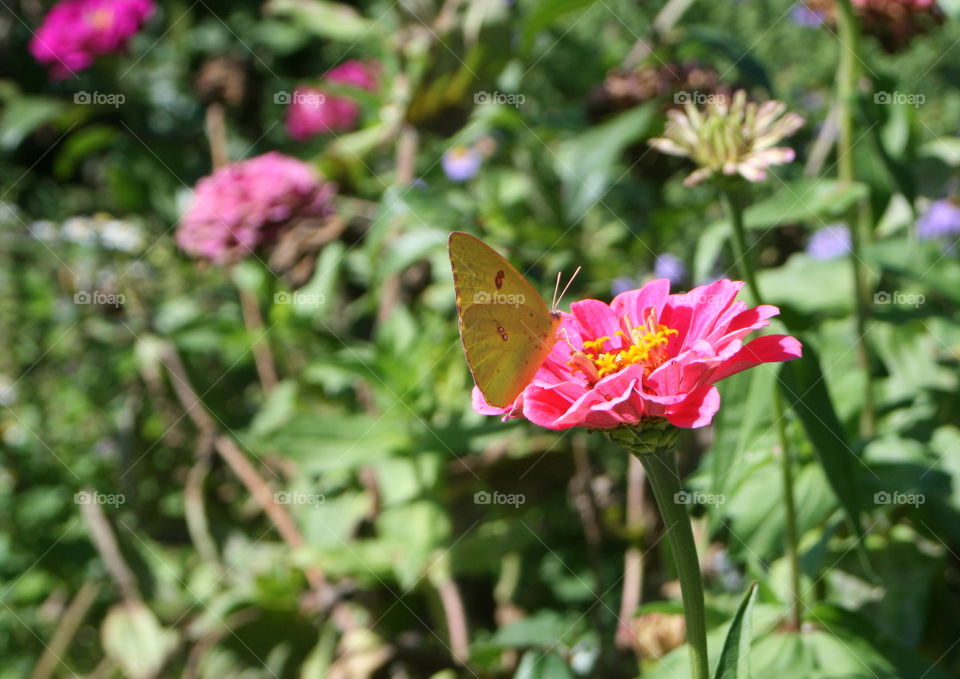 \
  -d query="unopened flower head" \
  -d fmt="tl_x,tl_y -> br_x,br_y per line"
648,90 -> 805,186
